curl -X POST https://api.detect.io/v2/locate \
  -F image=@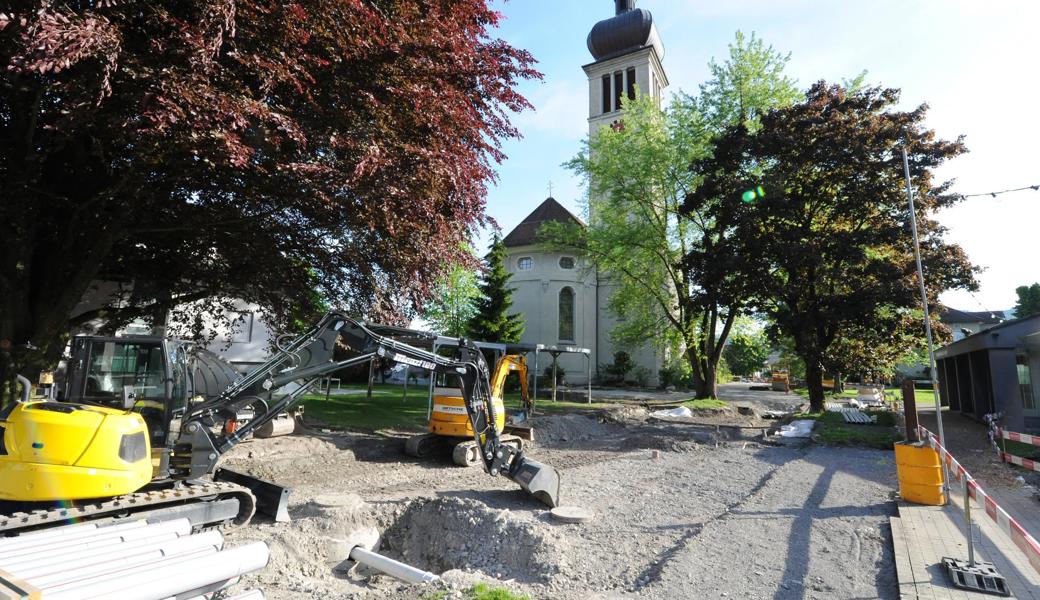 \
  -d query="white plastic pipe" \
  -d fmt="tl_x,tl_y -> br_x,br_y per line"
40,546 -> 219,594
14,530 -> 224,585
27,545 -> 217,588
0,519 -> 110,546
0,519 -> 147,552
45,542 -> 270,600
0,518 -> 191,562
349,546 -> 439,584
0,530 -> 182,572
